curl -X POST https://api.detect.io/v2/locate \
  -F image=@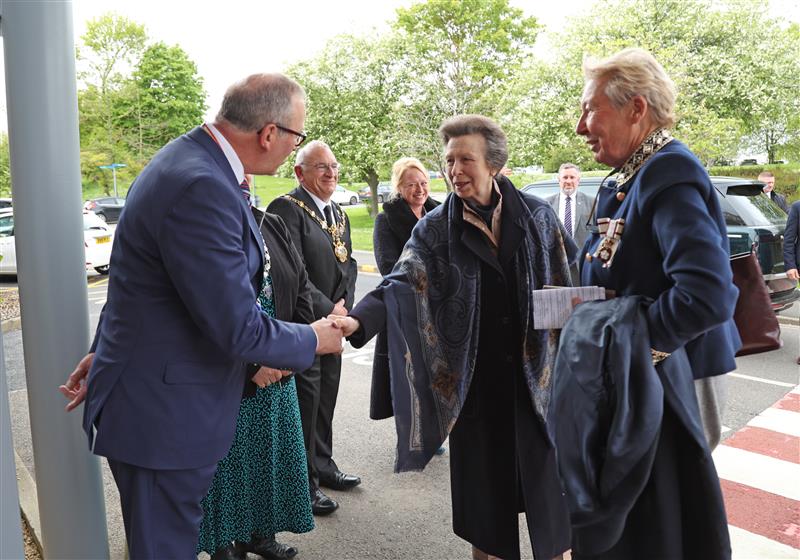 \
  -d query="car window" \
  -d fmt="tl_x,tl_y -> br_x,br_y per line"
0,215 -> 13,237
720,193 -> 786,227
